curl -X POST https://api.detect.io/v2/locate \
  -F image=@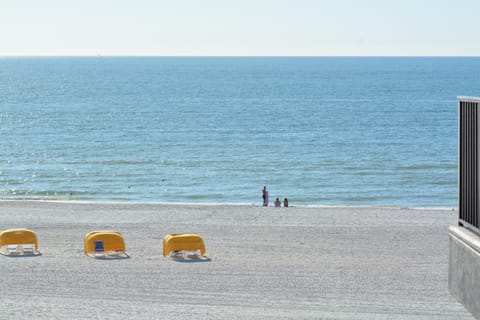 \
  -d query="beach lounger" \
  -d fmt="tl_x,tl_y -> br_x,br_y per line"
163,233 -> 207,260
84,230 -> 129,258
0,228 -> 40,256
